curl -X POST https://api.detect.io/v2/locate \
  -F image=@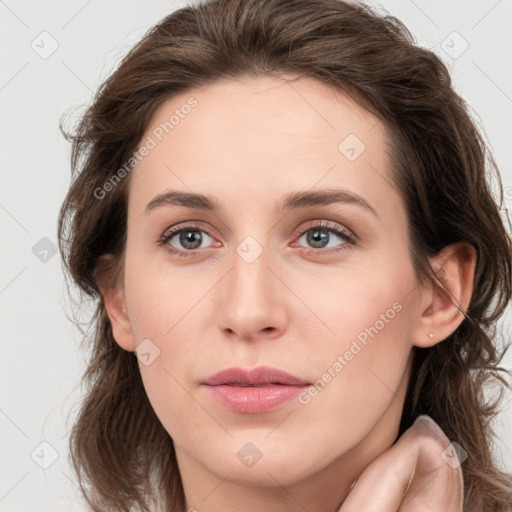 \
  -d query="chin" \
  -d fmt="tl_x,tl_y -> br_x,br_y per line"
213,457 -> 313,488
196,438 -> 329,488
